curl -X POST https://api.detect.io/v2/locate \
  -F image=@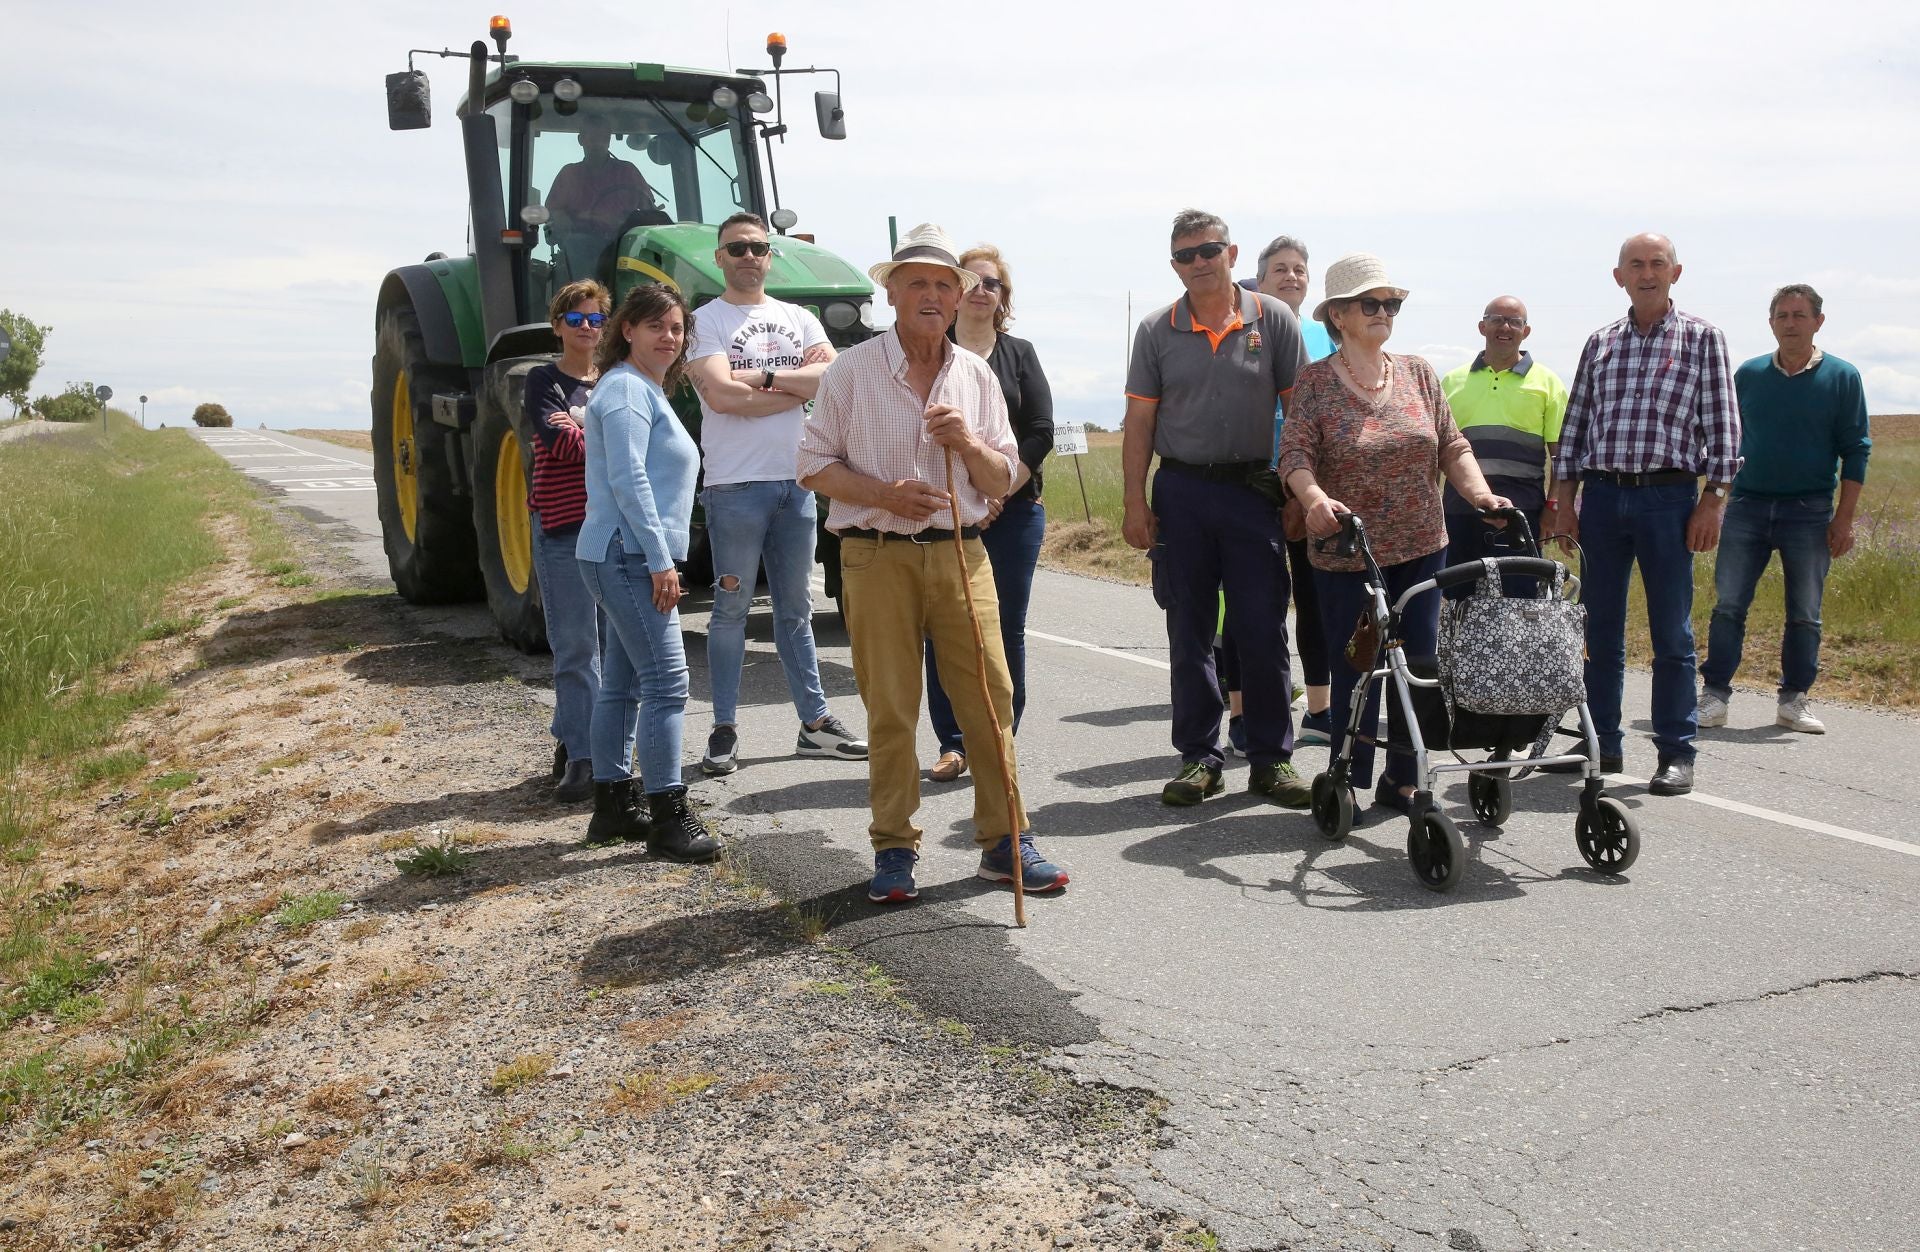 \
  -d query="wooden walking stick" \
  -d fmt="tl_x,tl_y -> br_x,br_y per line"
942,446 -> 1027,928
